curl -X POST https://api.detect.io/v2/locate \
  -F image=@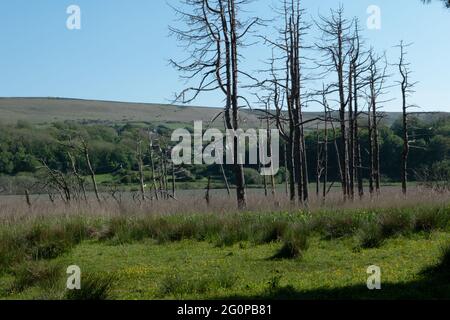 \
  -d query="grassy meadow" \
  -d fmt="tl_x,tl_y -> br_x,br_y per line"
1,189 -> 449,300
